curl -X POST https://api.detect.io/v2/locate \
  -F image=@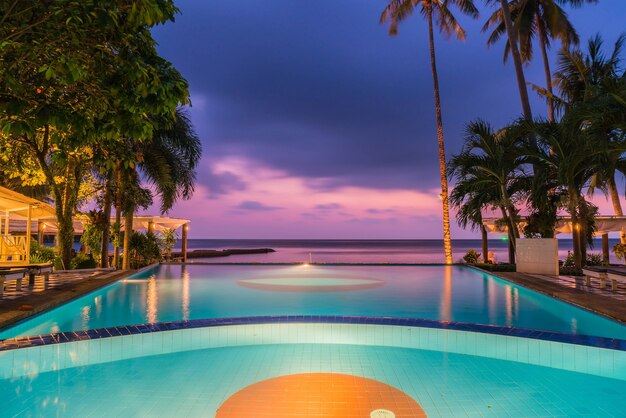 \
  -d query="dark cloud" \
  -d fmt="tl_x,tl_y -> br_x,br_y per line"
153,1 -> 626,193
233,200 -> 283,212
314,203 -> 343,211
366,208 -> 396,214
198,166 -> 247,199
